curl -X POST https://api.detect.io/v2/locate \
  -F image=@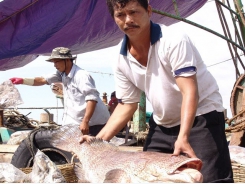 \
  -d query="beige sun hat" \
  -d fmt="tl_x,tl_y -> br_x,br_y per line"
46,47 -> 77,62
